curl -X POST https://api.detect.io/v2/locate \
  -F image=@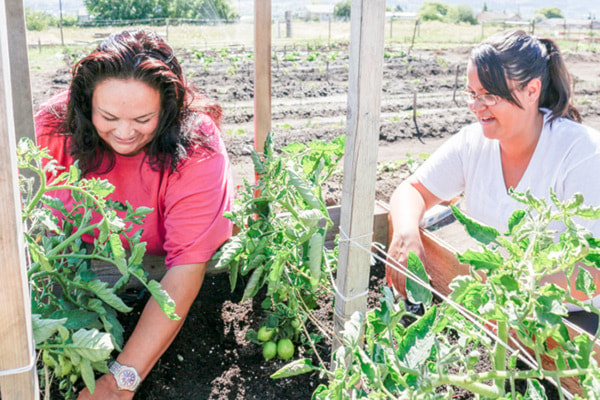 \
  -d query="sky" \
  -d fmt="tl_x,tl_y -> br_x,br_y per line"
24,0 -> 598,20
